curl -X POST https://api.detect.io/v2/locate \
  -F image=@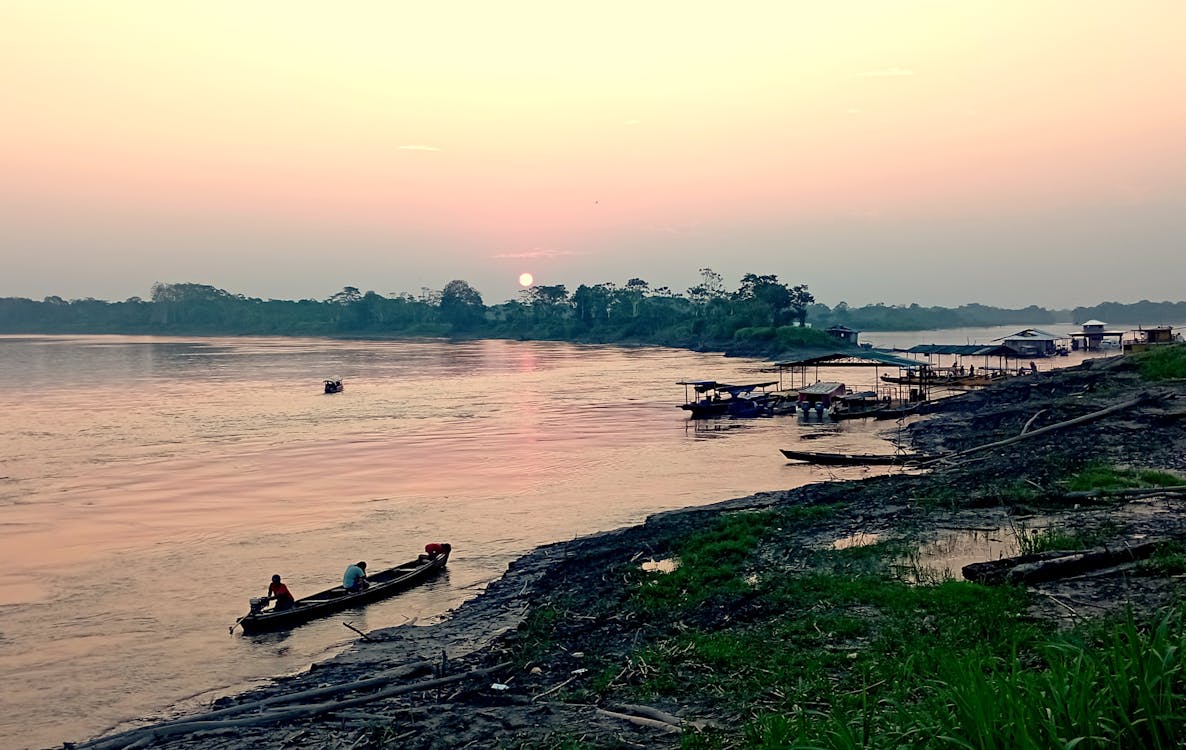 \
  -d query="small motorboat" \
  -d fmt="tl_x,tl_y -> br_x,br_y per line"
324,379 -> 343,394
